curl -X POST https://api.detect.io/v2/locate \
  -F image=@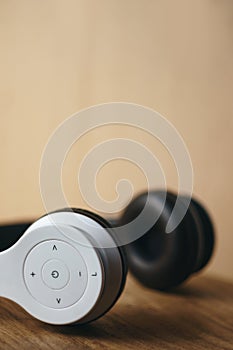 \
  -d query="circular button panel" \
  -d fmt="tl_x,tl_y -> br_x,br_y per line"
24,240 -> 88,309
